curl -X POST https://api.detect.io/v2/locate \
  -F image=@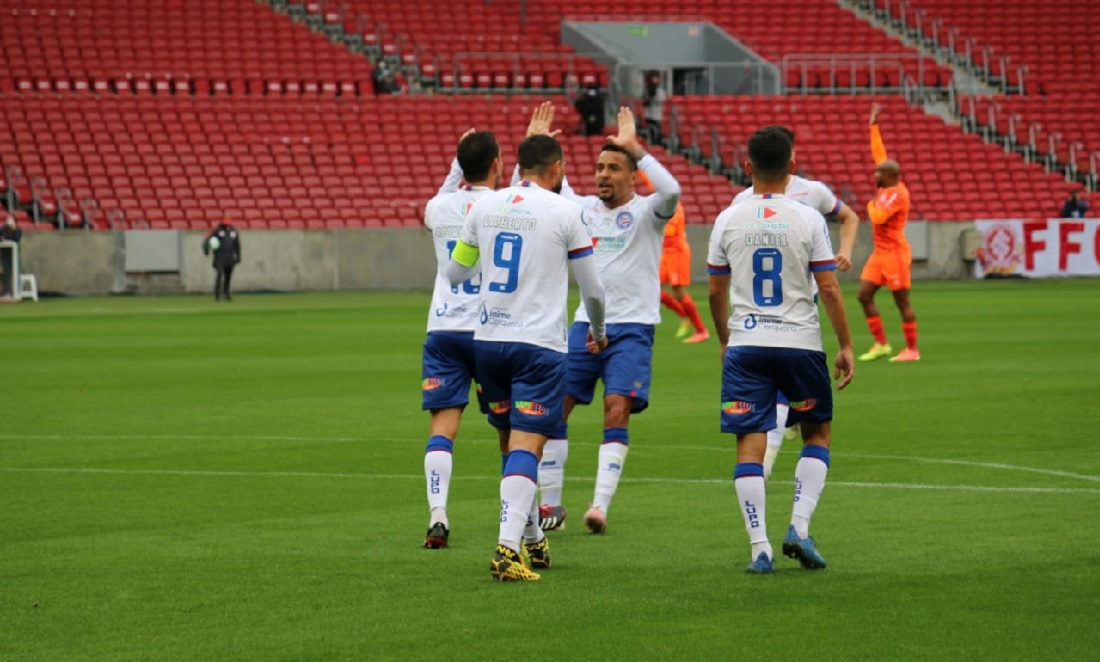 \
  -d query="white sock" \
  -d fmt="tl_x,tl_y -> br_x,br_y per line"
792,452 -> 829,538
593,442 -> 628,513
424,449 -> 452,527
763,404 -> 789,480
498,475 -> 537,552
735,473 -> 772,560
523,497 -> 545,544
538,438 -> 568,507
